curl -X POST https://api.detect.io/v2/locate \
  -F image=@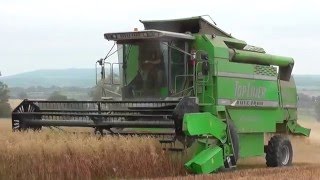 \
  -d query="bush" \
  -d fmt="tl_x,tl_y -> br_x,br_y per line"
0,82 -> 9,102
47,91 -> 68,101
0,81 -> 11,117
0,102 -> 11,118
